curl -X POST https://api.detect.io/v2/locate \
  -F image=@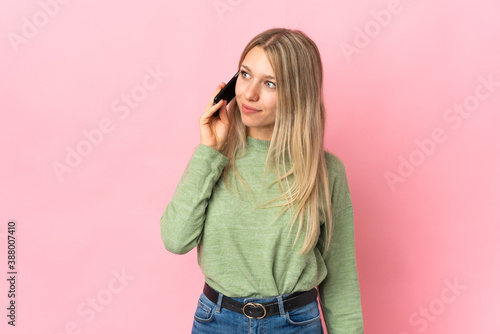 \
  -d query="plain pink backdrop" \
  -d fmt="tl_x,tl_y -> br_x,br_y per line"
1,0 -> 499,333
